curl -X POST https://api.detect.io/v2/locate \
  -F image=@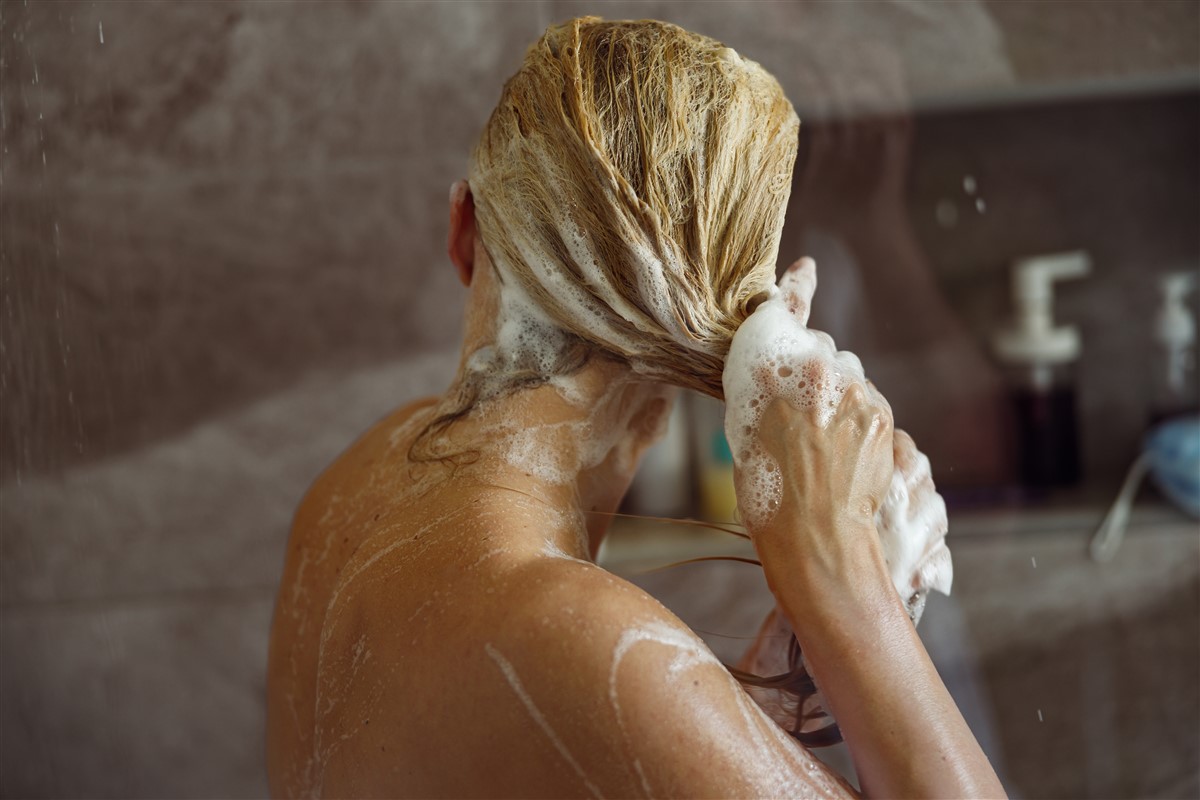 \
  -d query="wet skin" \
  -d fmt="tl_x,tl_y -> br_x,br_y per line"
265,182 -> 1005,799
